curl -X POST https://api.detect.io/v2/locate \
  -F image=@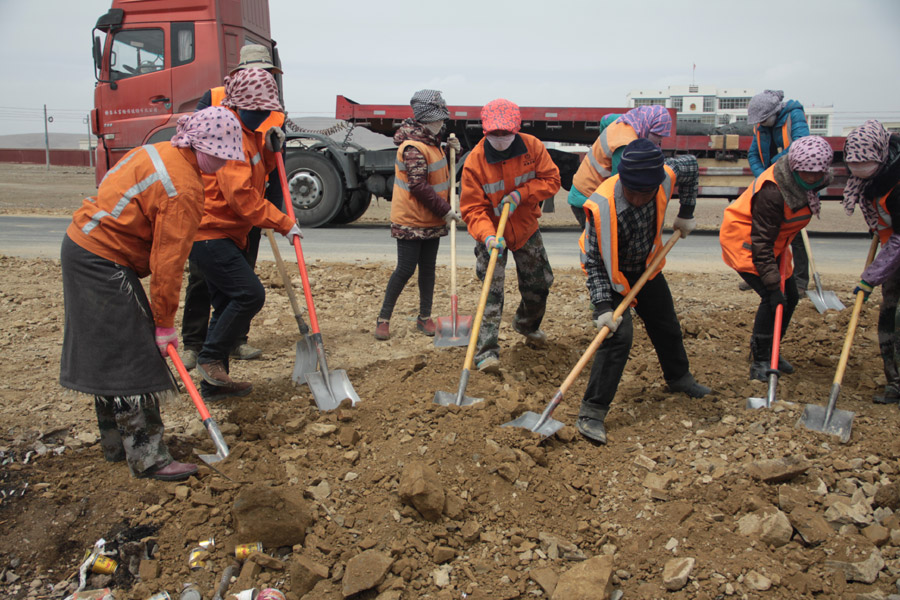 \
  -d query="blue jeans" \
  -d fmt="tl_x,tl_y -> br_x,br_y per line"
189,239 -> 266,370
